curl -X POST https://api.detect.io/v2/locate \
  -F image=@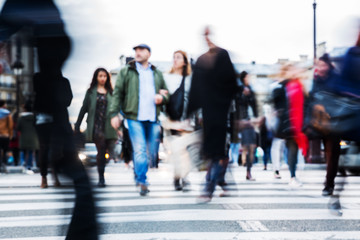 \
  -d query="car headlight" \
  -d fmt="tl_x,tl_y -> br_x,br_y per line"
340,141 -> 348,146
78,153 -> 87,161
